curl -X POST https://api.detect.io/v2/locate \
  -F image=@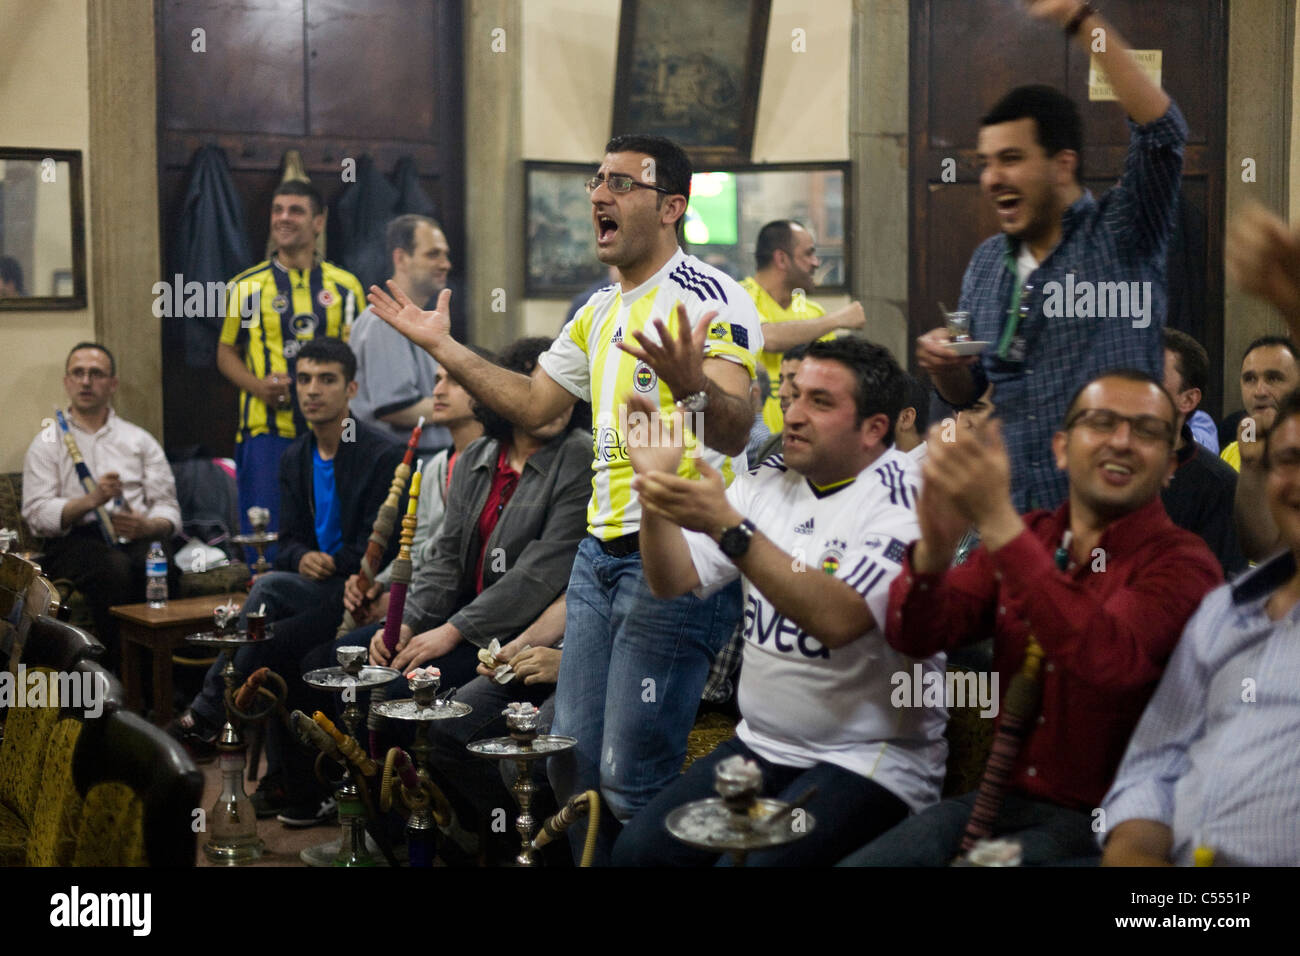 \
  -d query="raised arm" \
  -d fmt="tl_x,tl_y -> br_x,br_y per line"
368,284 -> 575,430
1029,1 -> 1169,123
